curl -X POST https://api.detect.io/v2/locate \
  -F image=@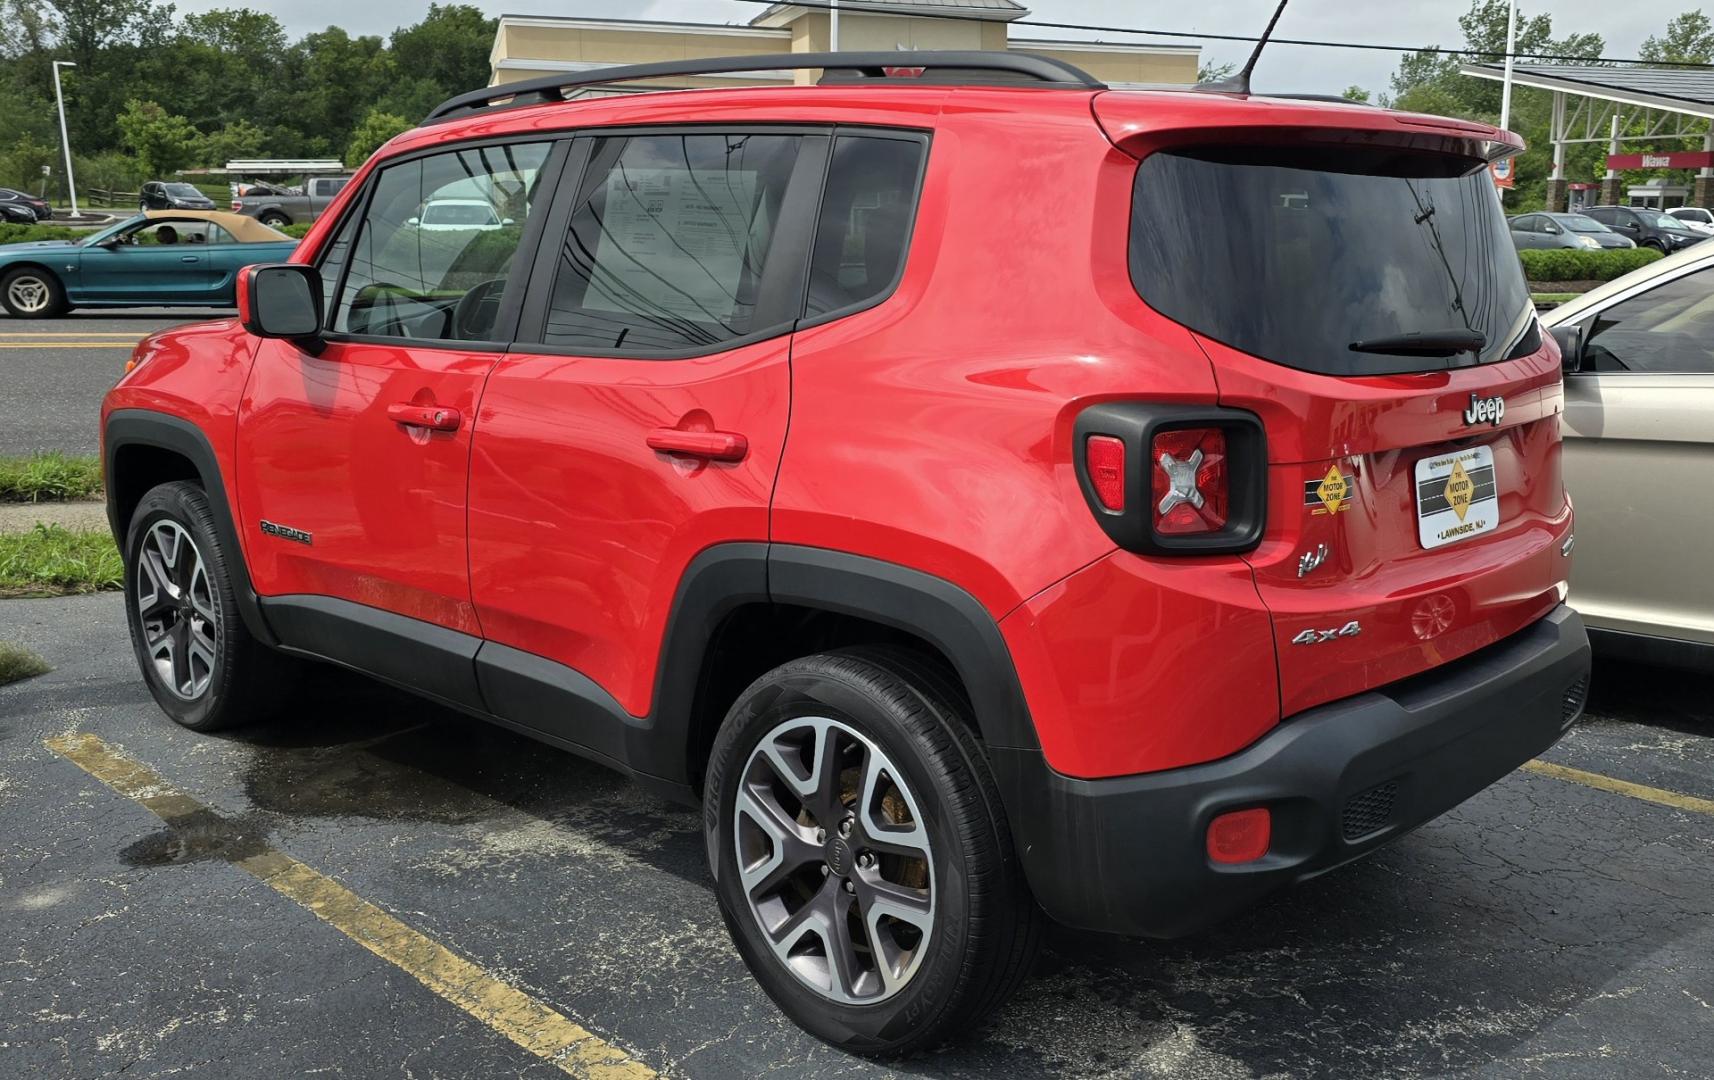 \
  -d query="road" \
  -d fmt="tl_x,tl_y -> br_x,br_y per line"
2,593 -> 1711,1079
0,310 -> 221,457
